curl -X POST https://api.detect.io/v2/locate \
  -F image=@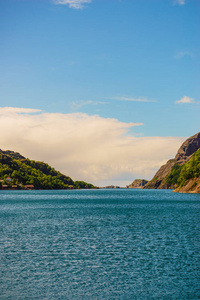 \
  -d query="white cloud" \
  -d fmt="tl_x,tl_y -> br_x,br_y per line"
108,96 -> 156,103
54,0 -> 92,9
174,0 -> 186,5
175,96 -> 195,104
0,107 -> 184,187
